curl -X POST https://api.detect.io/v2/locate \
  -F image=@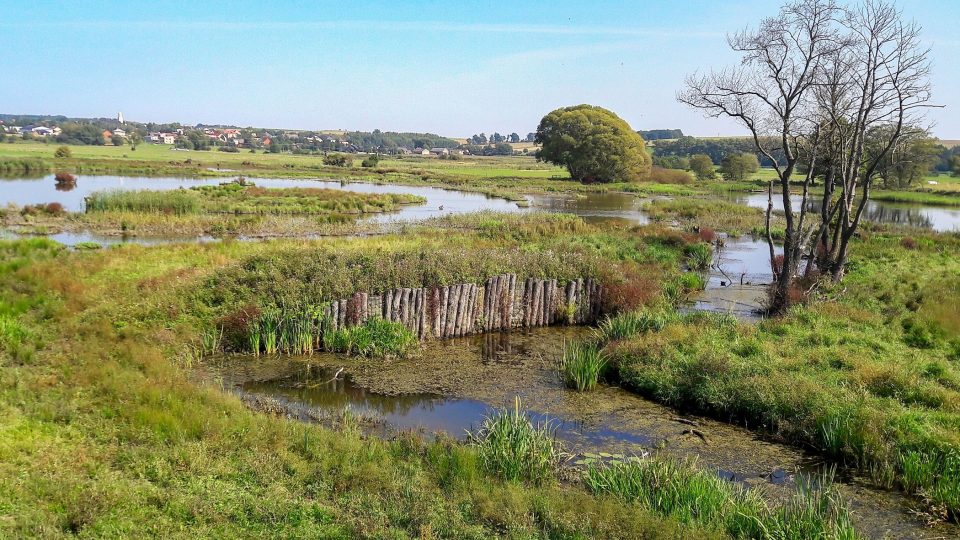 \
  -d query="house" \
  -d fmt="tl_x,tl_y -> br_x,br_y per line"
430,147 -> 450,156
394,147 -> 412,155
32,126 -> 56,137
5,126 -> 22,134
112,128 -> 127,138
102,130 -> 113,140
414,147 -> 430,155
160,133 -> 176,145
